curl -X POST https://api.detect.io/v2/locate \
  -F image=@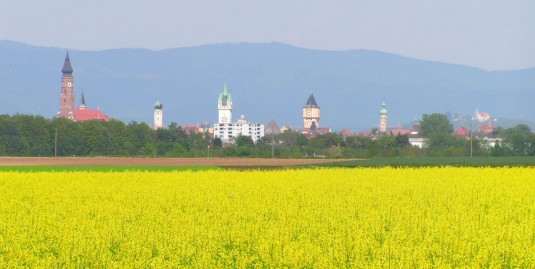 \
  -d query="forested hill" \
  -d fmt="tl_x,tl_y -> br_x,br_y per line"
1,40 -> 535,130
